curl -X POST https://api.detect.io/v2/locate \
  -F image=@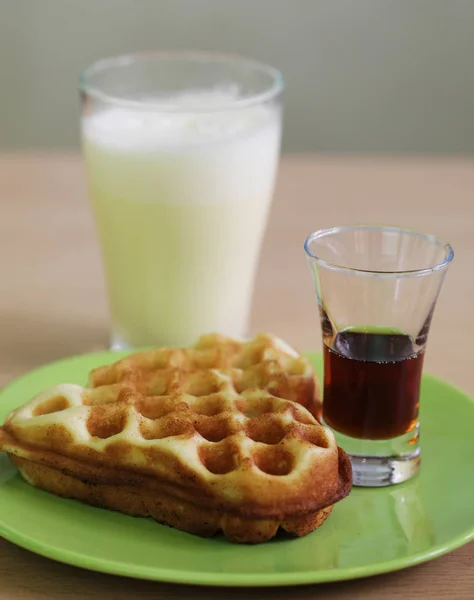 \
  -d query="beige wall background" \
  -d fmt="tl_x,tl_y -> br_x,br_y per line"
1,0 -> 474,153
